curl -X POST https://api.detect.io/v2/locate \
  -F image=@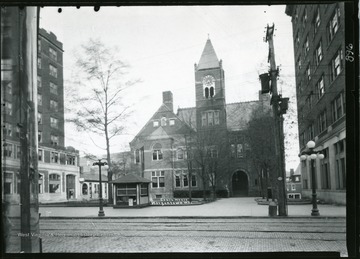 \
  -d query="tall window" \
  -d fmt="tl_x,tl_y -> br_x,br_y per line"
49,174 -> 61,193
3,143 -> 13,158
183,173 -> 189,187
67,155 -> 76,165
307,124 -> 314,141
175,173 -> 181,187
37,94 -> 42,106
3,122 -> 12,137
207,111 -> 214,126
50,117 -> 58,128
38,112 -> 42,124
318,109 -> 327,133
316,76 -> 325,99
4,172 -> 13,194
306,65 -> 311,82
38,131 -> 42,143
177,148 -> 184,160
321,148 -> 331,189
161,117 -> 167,126
328,6 -> 340,42
334,139 -> 346,189
38,174 -> 44,194
3,101 -> 12,115
51,135 -> 59,146
135,149 -> 140,163
201,110 -> 220,127
191,174 -> 197,187
332,92 -> 345,122
51,152 -> 59,163
304,36 -> 309,56
330,48 -> 343,81
49,47 -> 57,61
237,143 -> 243,158
230,144 -> 236,158
152,143 -> 163,161
16,145 -> 21,159
38,149 -> 43,161
314,8 -> 321,35
50,100 -> 58,111
37,75 -> 41,88
50,82 -> 58,94
49,64 -> 58,78
37,57 -> 41,69
315,41 -> 323,66
152,171 -> 165,188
